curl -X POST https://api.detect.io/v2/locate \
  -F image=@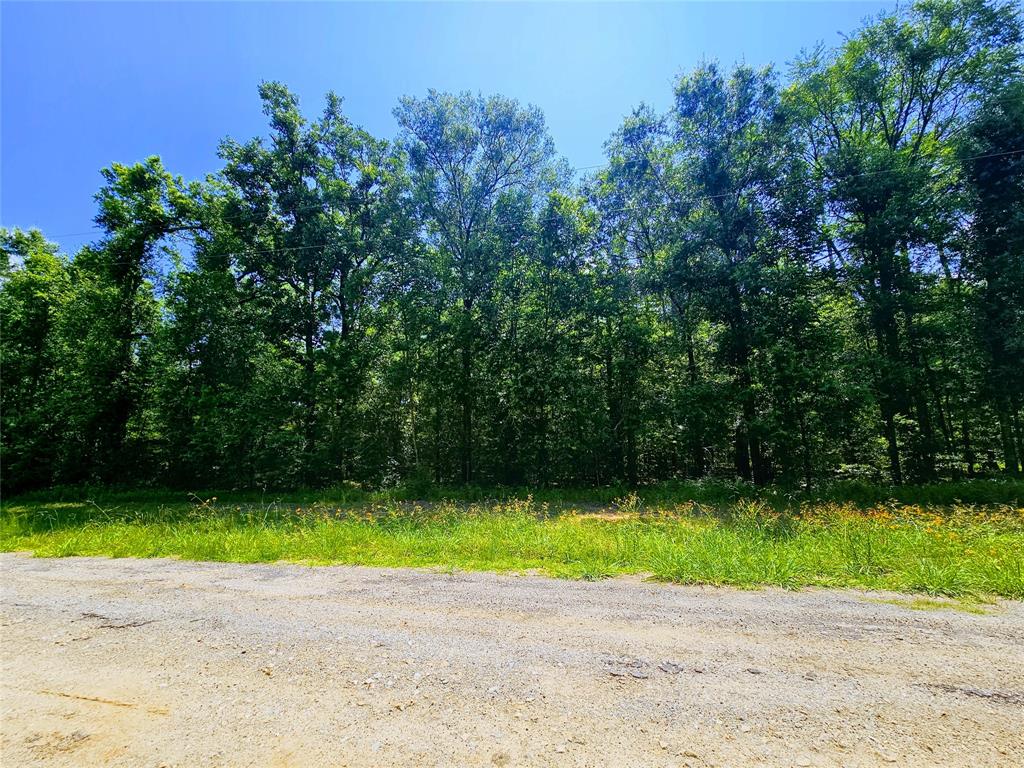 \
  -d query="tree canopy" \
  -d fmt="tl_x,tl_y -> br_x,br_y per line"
3,0 -> 1022,492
